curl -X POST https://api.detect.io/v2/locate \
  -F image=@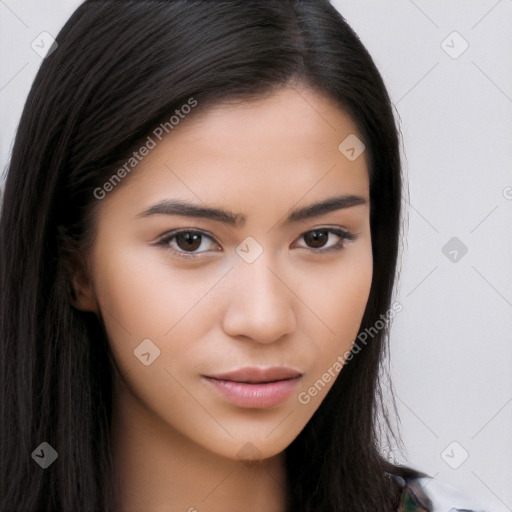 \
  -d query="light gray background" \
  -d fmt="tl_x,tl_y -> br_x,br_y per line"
1,1 -> 511,510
